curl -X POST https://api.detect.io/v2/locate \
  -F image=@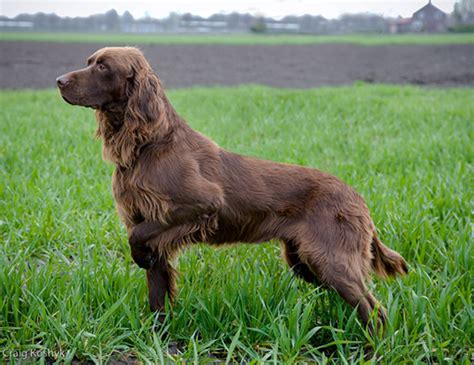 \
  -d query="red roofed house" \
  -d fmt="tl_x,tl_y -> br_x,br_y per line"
389,17 -> 413,33
389,1 -> 448,33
